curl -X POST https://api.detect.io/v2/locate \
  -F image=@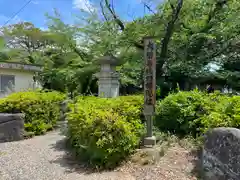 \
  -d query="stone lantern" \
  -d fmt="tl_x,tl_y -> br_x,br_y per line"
96,55 -> 121,98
